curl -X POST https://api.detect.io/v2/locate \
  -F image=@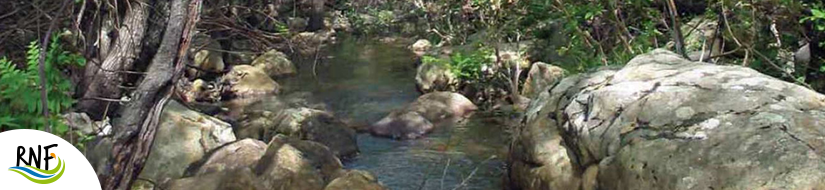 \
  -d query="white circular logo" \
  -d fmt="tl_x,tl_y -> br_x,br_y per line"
0,129 -> 101,189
